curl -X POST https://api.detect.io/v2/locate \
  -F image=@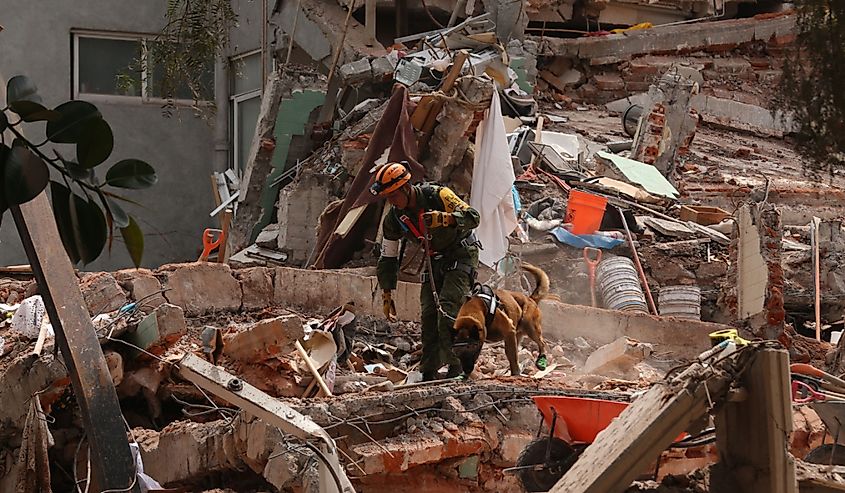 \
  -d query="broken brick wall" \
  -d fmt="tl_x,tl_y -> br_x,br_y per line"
535,12 -> 796,105
720,203 -> 784,339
